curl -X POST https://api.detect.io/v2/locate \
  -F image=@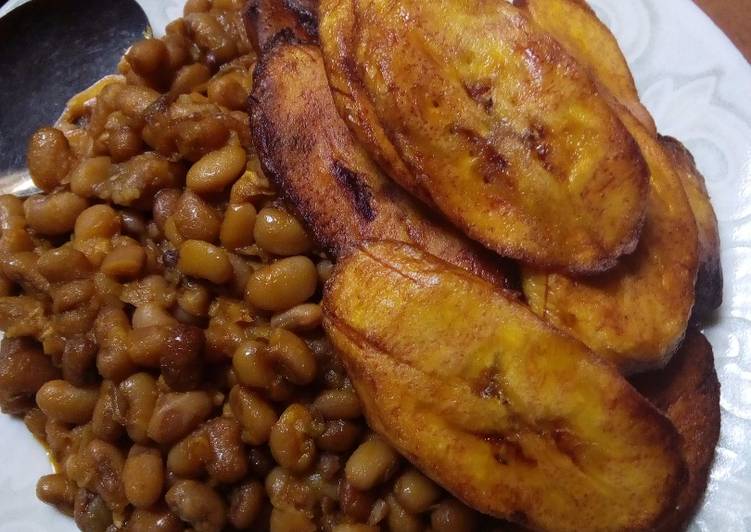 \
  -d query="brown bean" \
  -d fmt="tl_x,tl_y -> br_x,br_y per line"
394,468 -> 441,514
178,240 -> 233,284
174,115 -> 231,162
184,0 -> 211,14
166,480 -> 227,532
313,388 -> 362,420
220,202 -> 256,250
229,385 -> 278,445
245,256 -> 318,312
126,39 -> 168,77
74,490 -> 113,532
228,481 -> 265,529
269,404 -> 316,474
0,194 -> 24,230
127,325 -> 170,368
254,208 -> 312,256
162,324 -> 204,391
0,338 -> 60,415
152,188 -> 182,231
37,247 -> 93,283
184,13 -> 238,64
205,417 -> 248,484
78,440 -> 128,512
339,479 -> 375,522
70,157 -> 112,198
62,335 -> 98,386
36,380 -> 98,424
430,499 -> 479,532
269,508 -> 316,532
101,244 -> 145,279
91,381 -> 124,443
119,373 -> 158,443
107,126 -> 144,162
117,84 -> 160,118
167,428 -> 211,478
123,445 -> 164,509
267,328 -> 317,385
208,71 -> 249,110
37,473 -> 77,516
132,302 -> 178,329
95,306 -> 136,383
232,340 -> 275,389
124,508 -> 183,532
74,204 -> 121,241
187,144 -> 247,195
270,303 -> 322,332
345,437 -> 399,491
177,281 -> 212,317
23,407 -> 47,441
316,420 -> 362,454
171,63 -> 212,95
24,192 -> 88,236
27,127 -> 72,191
332,525 -> 380,532
173,191 -> 222,242
386,495 -> 424,532
147,391 -> 214,444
